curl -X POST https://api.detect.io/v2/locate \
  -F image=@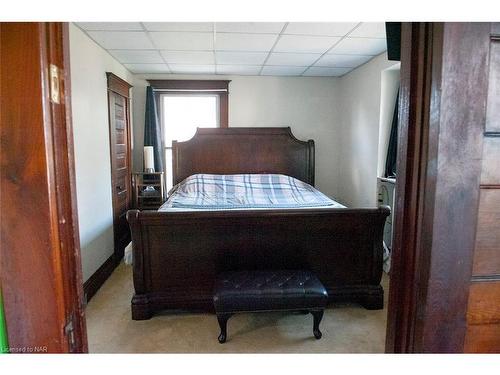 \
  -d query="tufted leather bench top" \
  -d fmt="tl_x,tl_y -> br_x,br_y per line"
213,270 -> 328,313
